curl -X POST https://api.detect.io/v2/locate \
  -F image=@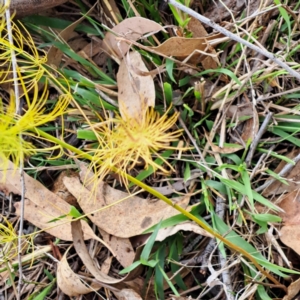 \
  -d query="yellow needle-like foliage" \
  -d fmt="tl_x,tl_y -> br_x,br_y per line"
88,107 -> 184,185
0,83 -> 70,177
0,7 -> 72,177
0,216 -> 18,263
0,10 -> 47,88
